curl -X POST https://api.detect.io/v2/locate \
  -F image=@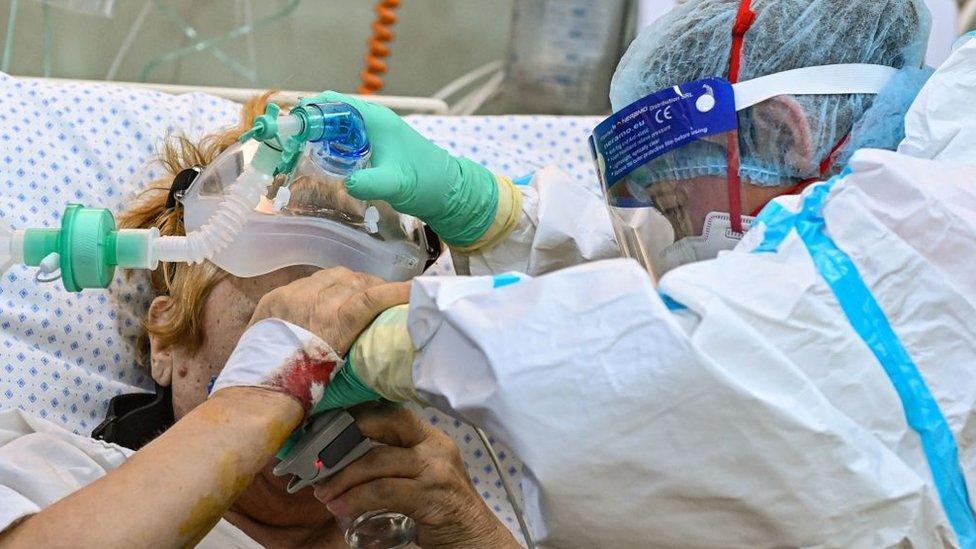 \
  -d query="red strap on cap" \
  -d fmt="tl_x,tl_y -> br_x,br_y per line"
728,0 -> 756,85
819,133 -> 850,176
728,1 -> 851,222
726,0 -> 756,234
